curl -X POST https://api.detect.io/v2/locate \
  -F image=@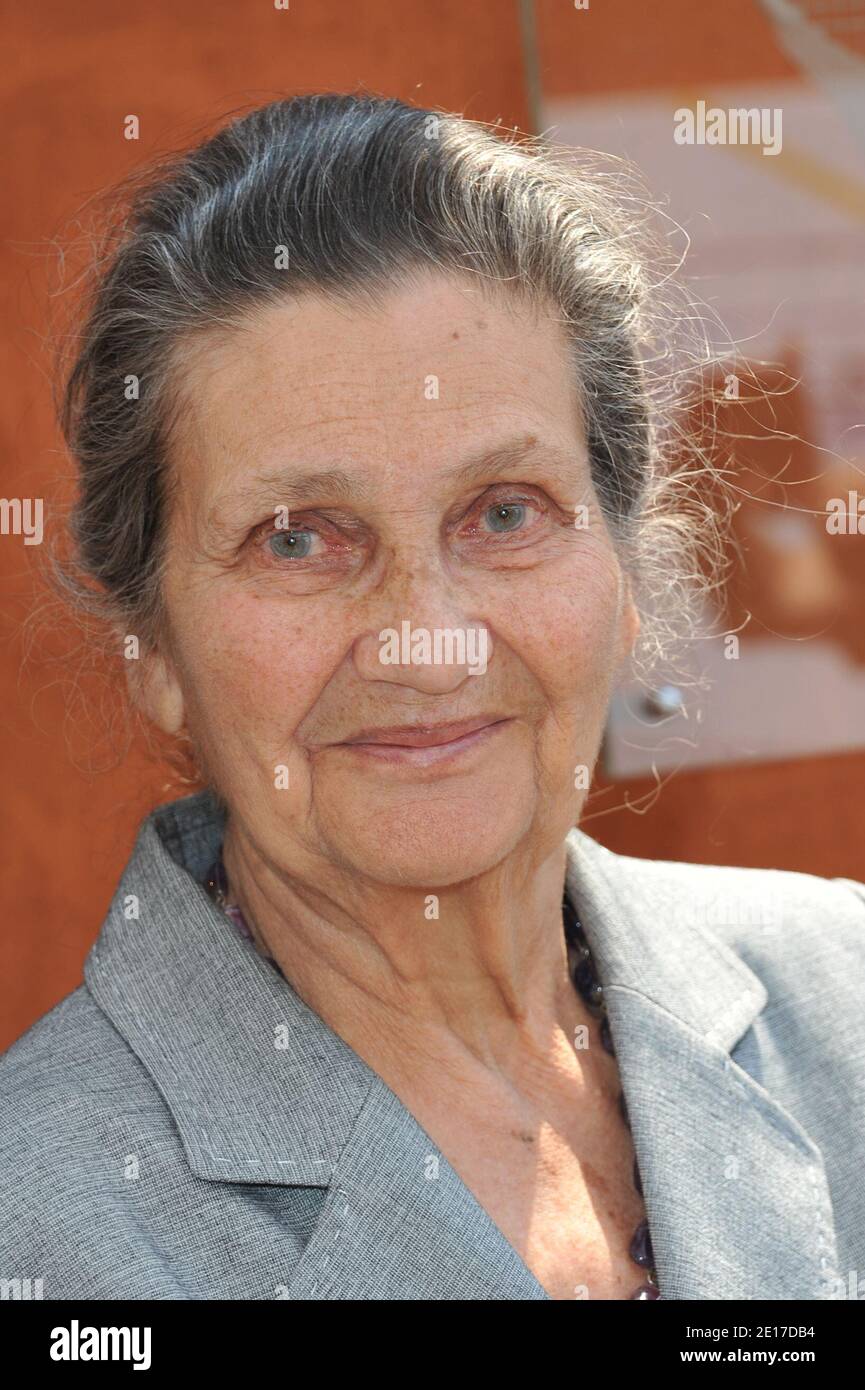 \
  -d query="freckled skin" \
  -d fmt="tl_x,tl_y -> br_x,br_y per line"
146,269 -> 637,895
134,267 -> 643,1298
